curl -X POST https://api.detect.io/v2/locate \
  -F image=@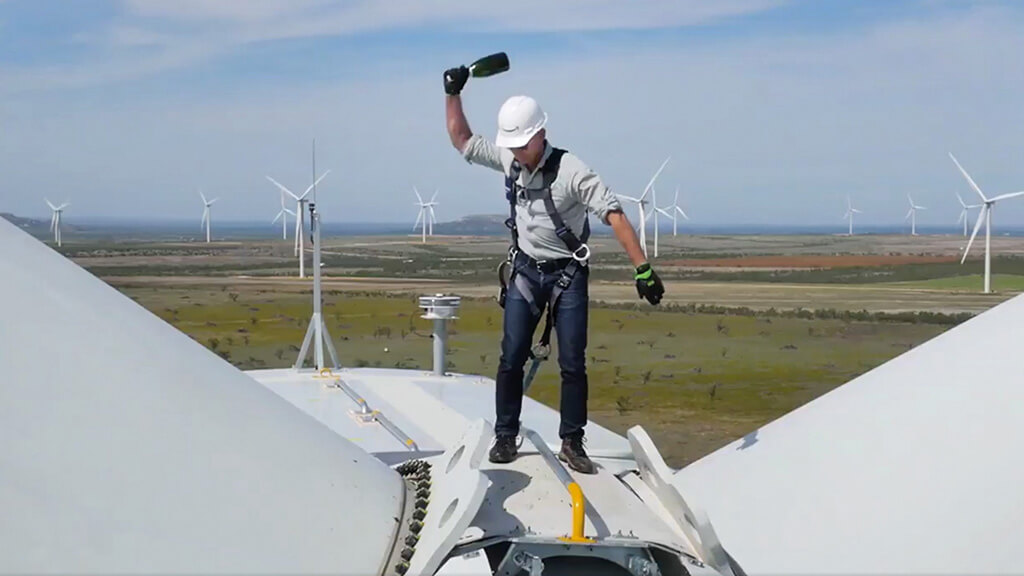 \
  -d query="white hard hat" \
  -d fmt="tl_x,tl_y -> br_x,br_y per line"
495,95 -> 548,148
